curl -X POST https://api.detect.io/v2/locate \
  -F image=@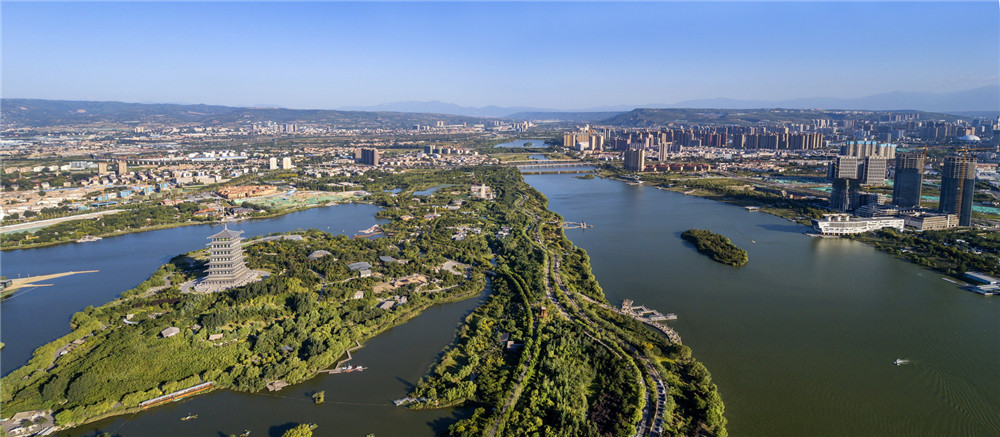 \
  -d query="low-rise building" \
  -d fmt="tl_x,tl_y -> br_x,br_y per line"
811,214 -> 904,235
901,212 -> 959,230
